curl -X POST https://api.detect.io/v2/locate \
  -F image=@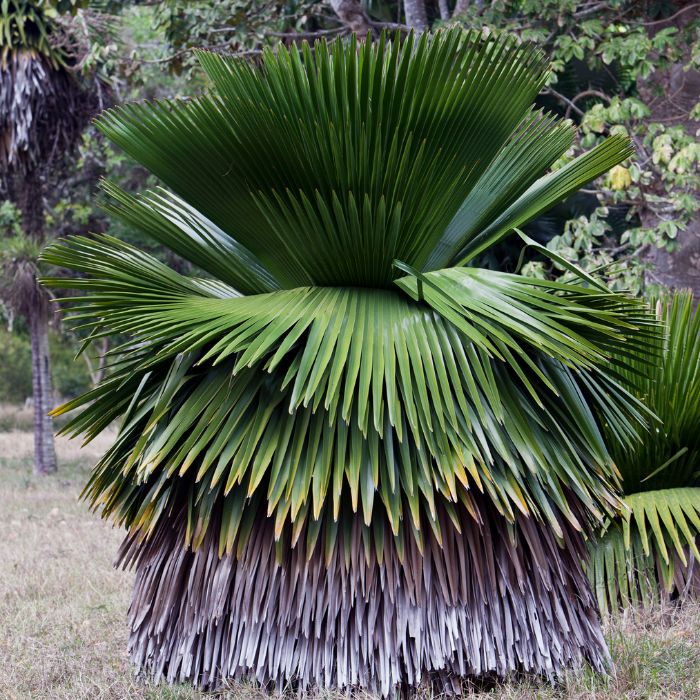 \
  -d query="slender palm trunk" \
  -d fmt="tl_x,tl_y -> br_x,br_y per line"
452,0 -> 470,16
18,169 -> 57,476
403,0 -> 428,30
29,299 -> 56,475
329,0 -> 373,32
